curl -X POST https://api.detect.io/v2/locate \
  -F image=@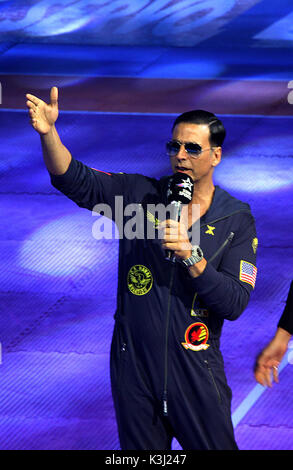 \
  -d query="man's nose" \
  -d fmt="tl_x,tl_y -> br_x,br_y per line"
176,144 -> 187,160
